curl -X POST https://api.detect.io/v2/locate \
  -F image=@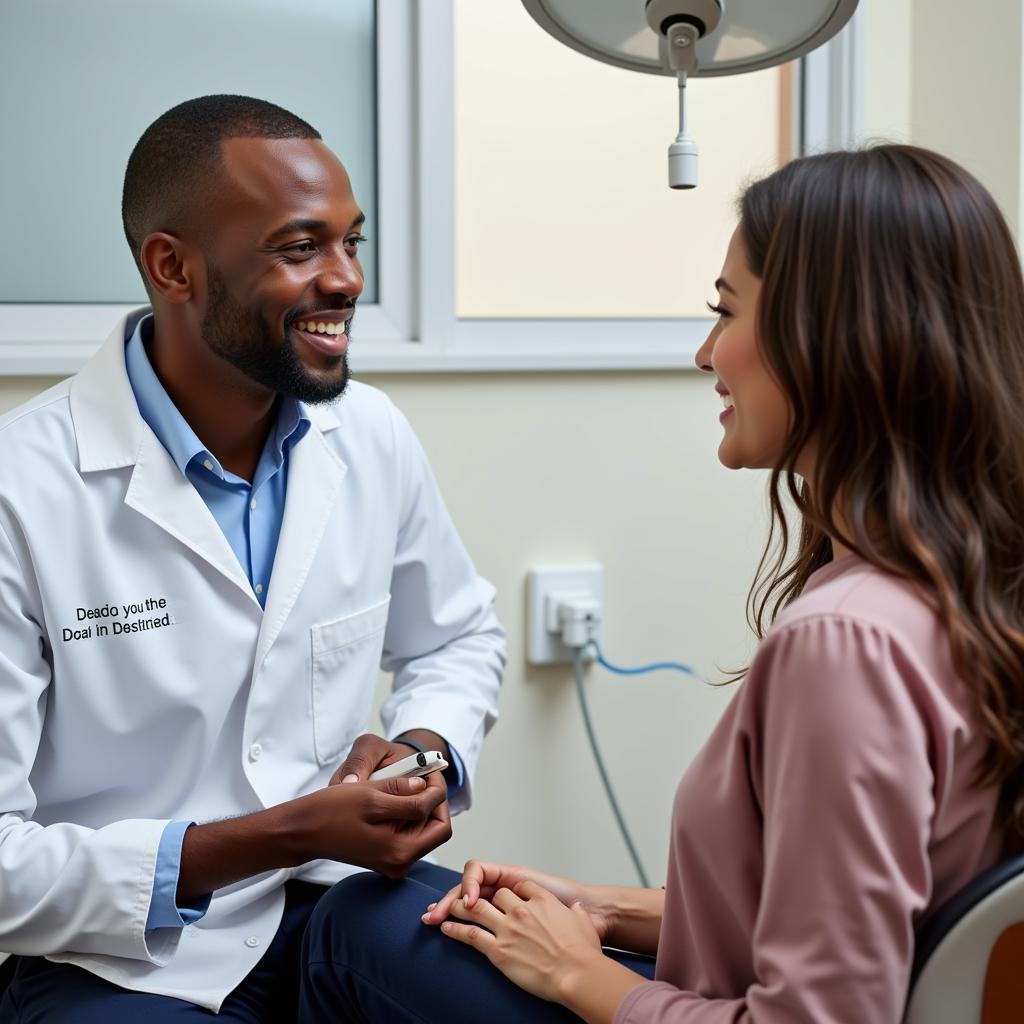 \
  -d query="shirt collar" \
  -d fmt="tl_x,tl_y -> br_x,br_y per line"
271,391 -> 311,462
124,313 -> 311,479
